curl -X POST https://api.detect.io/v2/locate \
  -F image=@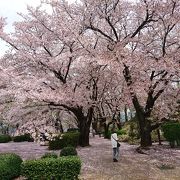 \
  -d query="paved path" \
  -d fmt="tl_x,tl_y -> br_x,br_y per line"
0,137 -> 180,180
0,141 -> 55,160
79,137 -> 180,180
